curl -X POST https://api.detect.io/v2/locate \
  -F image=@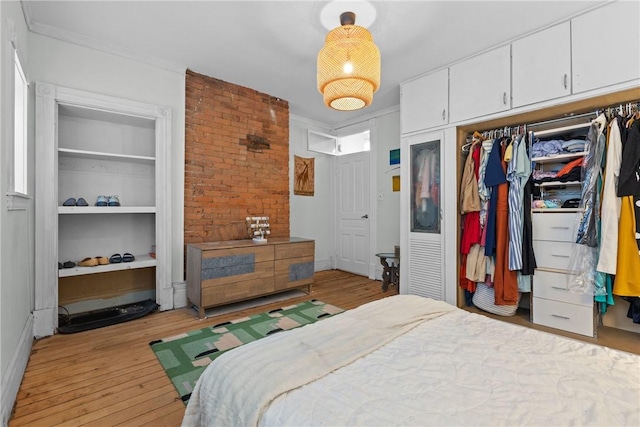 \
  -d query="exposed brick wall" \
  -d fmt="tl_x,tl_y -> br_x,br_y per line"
184,70 -> 290,244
